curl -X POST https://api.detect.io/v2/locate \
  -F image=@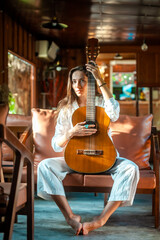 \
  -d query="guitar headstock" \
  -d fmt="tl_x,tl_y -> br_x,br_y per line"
86,38 -> 100,61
